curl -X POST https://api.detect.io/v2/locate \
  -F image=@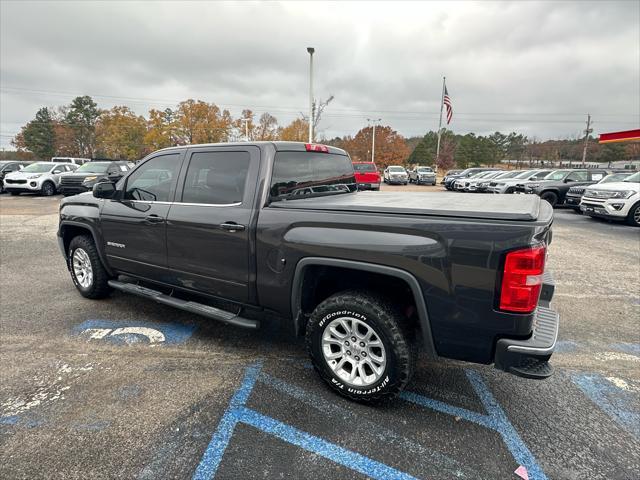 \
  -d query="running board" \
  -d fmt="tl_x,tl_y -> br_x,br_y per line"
107,280 -> 259,329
